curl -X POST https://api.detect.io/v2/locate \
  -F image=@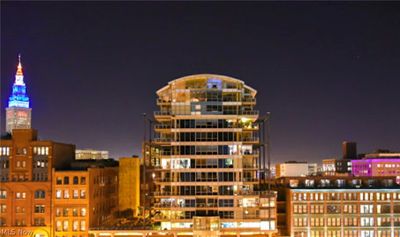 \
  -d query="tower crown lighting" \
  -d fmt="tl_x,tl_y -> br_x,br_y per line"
8,54 -> 30,108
